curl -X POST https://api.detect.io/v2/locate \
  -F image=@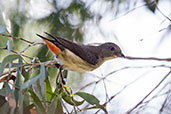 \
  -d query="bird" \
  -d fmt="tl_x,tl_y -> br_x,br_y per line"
36,32 -> 124,84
